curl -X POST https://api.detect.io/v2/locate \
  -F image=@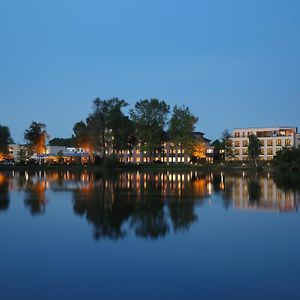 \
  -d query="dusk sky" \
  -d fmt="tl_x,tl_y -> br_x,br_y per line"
1,0 -> 299,143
